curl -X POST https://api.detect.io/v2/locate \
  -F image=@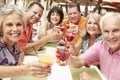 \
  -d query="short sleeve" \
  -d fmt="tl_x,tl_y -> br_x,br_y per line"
80,41 -> 102,67
18,31 -> 27,48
